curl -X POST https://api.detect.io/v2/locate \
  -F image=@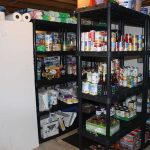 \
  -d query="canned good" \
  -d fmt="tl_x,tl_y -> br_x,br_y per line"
91,72 -> 99,84
133,35 -> 138,44
45,34 -> 53,51
111,42 -> 116,51
124,42 -> 128,51
89,83 -> 98,96
128,43 -> 132,51
82,81 -> 89,94
111,32 -> 116,42
138,42 -> 143,51
133,44 -> 138,51
119,42 -> 123,51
